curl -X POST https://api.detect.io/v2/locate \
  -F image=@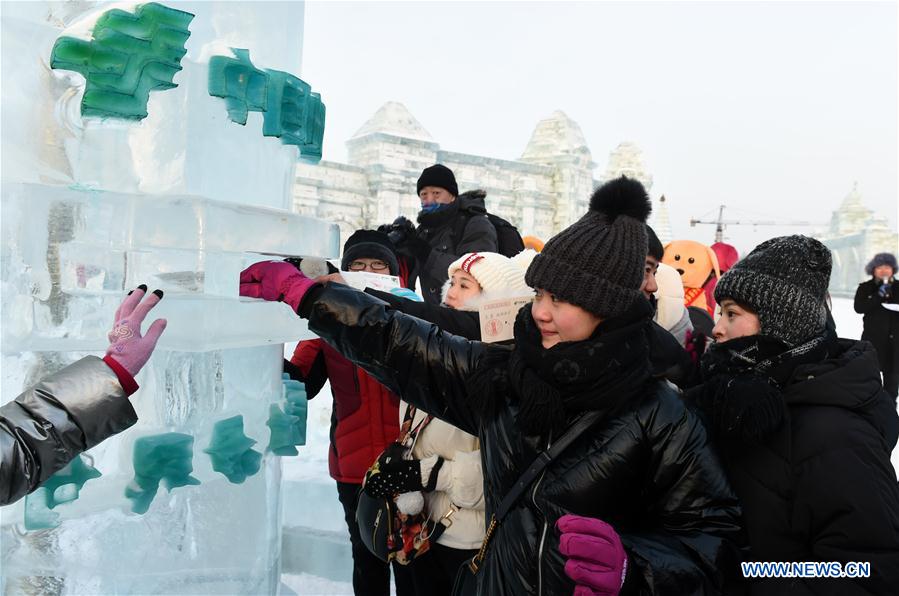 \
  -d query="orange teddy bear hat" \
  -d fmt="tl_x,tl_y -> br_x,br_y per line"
662,240 -> 721,315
